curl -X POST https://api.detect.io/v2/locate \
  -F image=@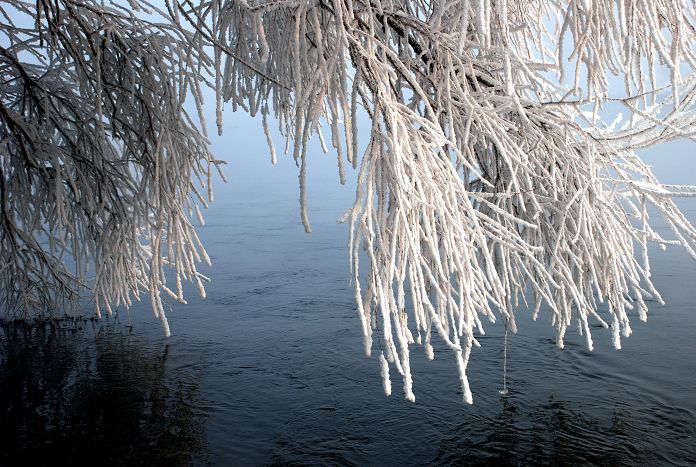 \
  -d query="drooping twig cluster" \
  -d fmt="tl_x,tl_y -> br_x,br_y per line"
0,1 -> 224,334
202,0 -> 696,402
2,0 -> 696,402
